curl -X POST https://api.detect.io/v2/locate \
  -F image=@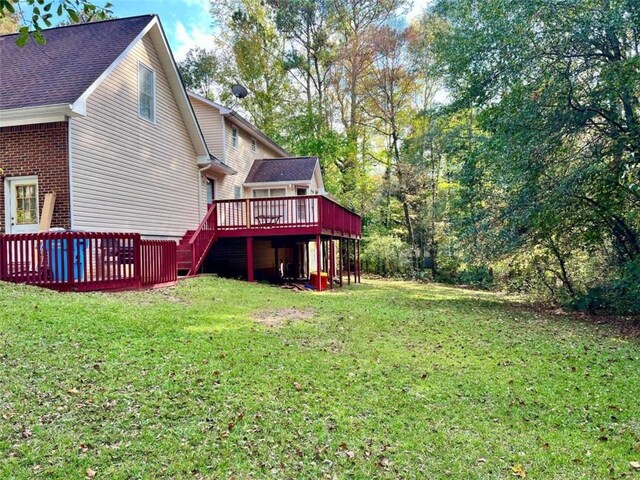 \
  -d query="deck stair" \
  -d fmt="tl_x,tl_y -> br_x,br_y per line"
176,204 -> 218,276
